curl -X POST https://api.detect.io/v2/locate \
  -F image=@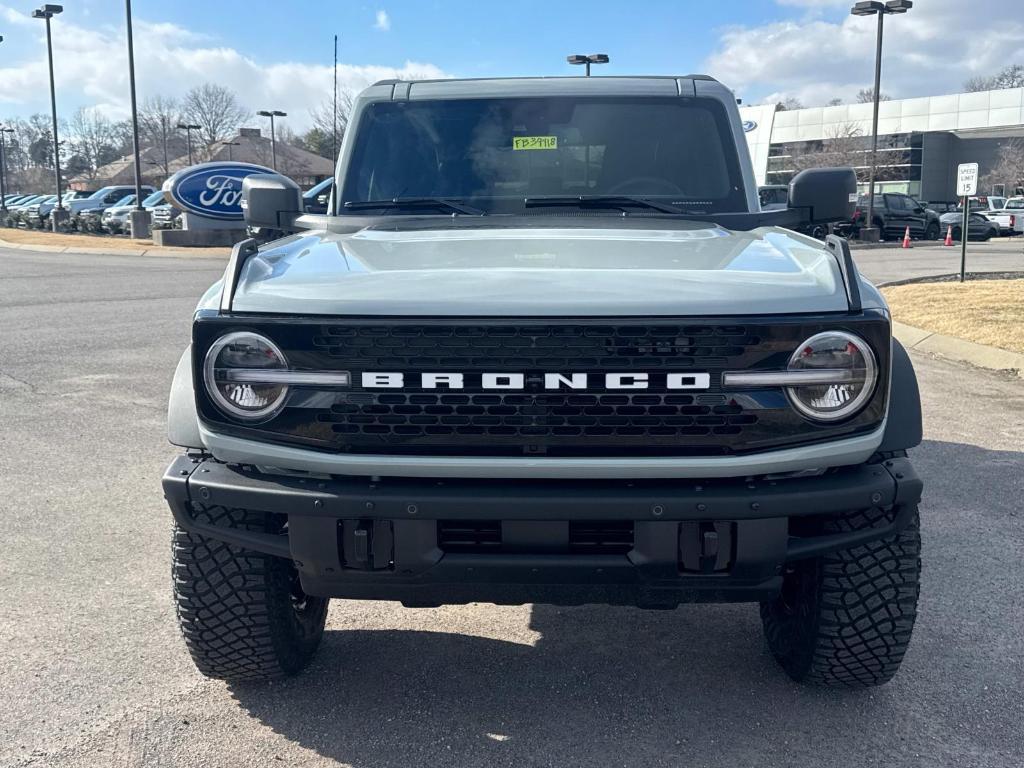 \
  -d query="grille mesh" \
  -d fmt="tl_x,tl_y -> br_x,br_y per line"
306,324 -> 761,452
